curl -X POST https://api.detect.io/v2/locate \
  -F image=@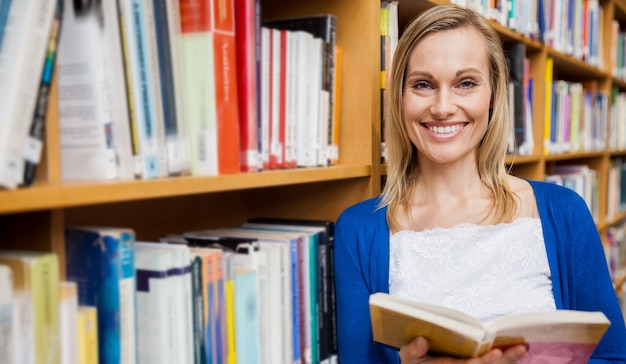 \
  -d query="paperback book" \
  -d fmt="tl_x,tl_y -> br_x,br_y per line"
369,292 -> 610,362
